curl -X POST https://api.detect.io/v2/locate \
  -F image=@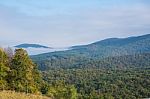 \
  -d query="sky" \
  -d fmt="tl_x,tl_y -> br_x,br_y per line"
0,0 -> 150,47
